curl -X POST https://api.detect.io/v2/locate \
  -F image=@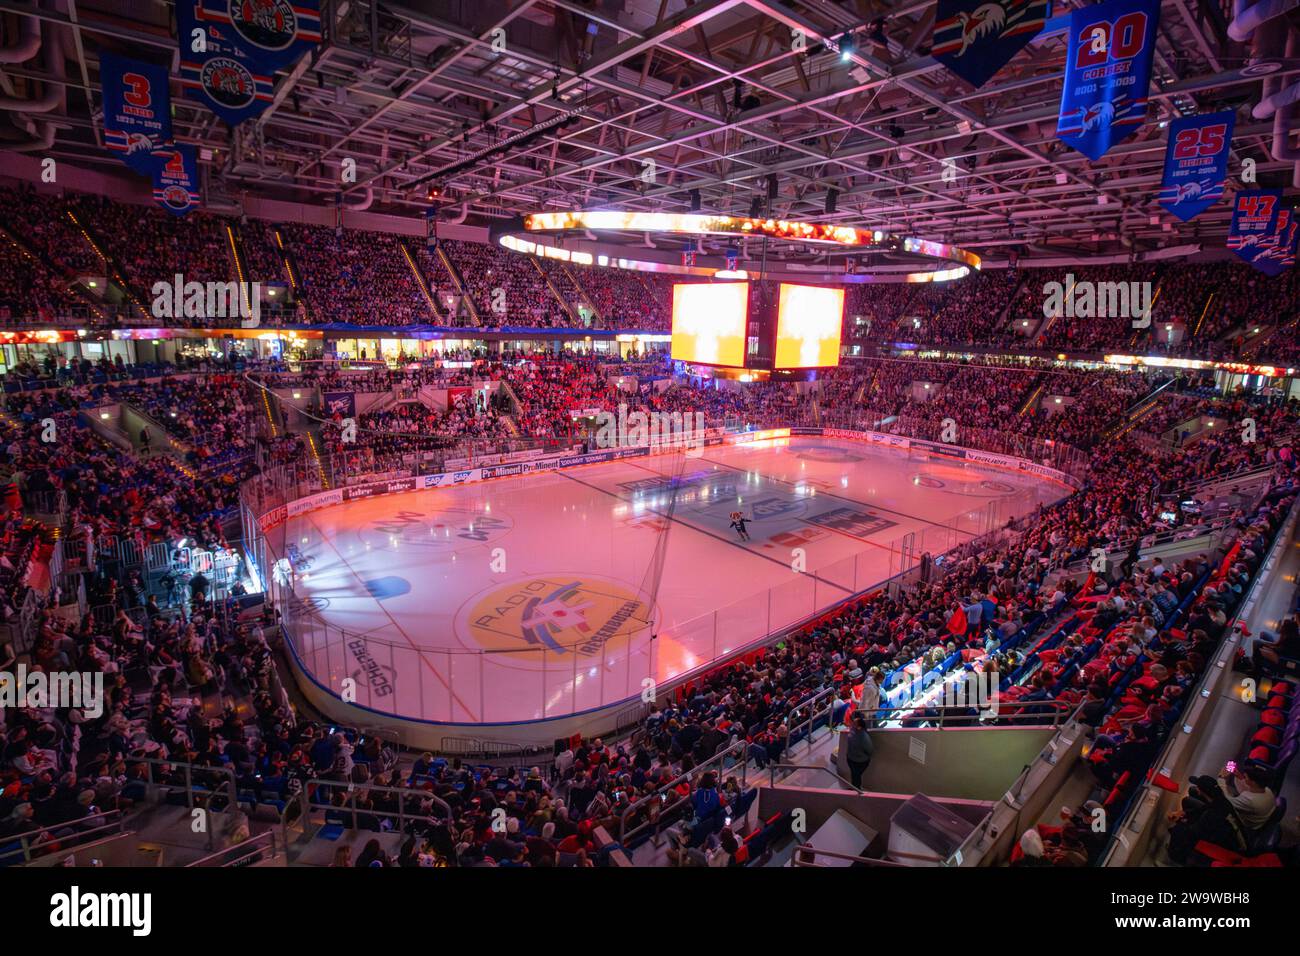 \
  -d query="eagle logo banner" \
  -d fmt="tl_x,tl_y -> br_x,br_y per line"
932,0 -> 1051,89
